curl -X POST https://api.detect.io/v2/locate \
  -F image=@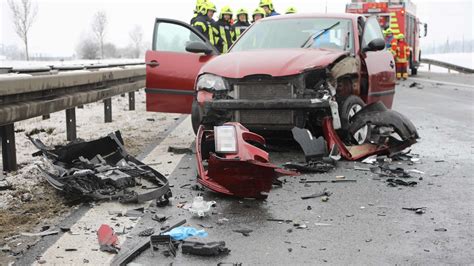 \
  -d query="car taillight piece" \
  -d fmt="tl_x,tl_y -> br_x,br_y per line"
214,125 -> 237,153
